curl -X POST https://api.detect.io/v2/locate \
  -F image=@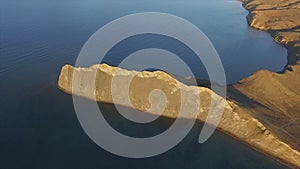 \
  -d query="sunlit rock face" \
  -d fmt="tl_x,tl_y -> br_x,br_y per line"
58,64 -> 228,120
58,63 -> 300,168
